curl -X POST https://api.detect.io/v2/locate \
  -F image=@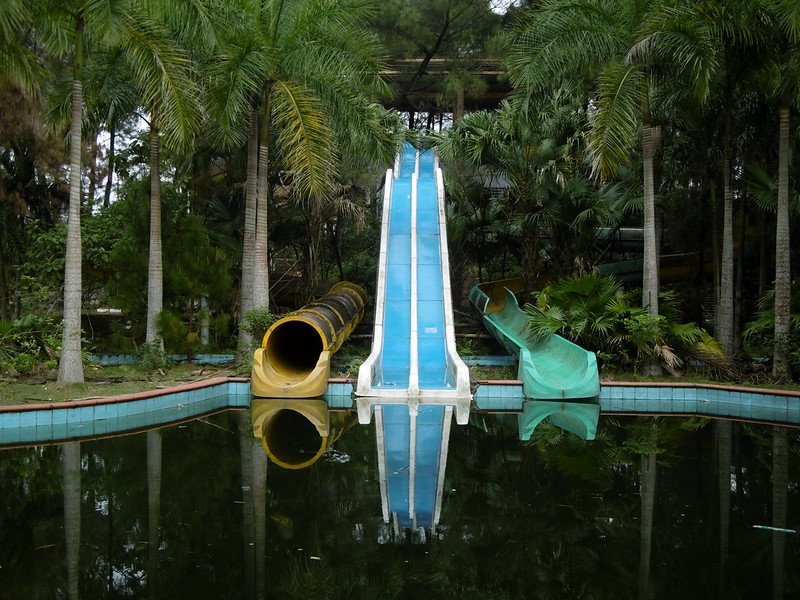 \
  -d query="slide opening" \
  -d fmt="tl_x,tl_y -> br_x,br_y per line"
265,320 -> 324,377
